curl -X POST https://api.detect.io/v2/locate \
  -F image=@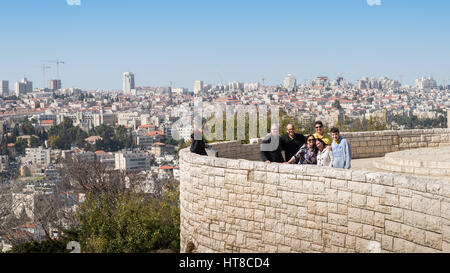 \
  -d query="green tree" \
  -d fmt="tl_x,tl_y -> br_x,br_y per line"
332,100 -> 343,110
9,230 -> 79,253
21,120 -> 36,135
77,182 -> 180,253
30,136 -> 40,148
14,139 -> 28,154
